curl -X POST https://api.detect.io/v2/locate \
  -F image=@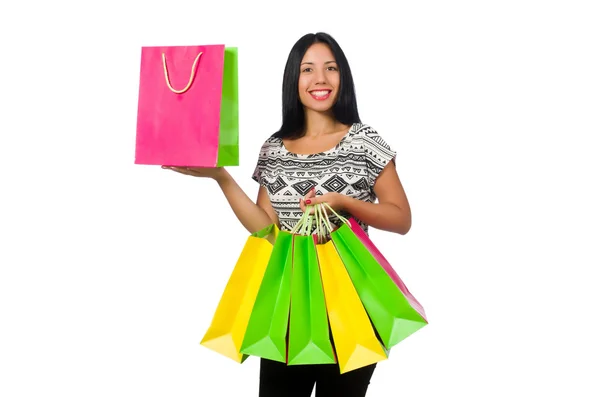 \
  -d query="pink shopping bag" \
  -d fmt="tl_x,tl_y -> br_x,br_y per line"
135,44 -> 239,167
